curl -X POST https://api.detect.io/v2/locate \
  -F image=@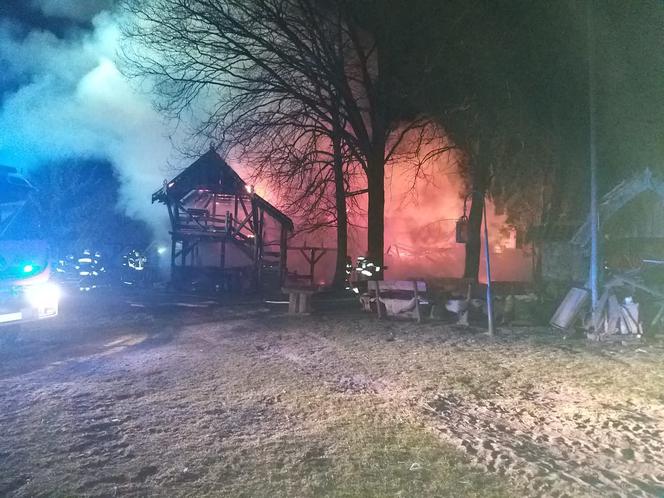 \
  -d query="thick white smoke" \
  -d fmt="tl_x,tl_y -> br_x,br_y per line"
0,5 -> 180,236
